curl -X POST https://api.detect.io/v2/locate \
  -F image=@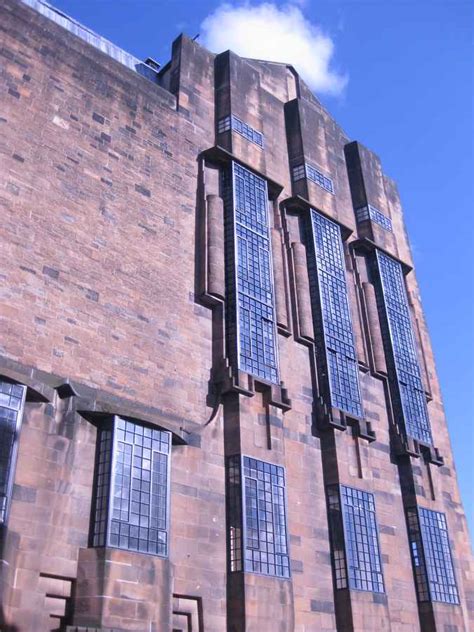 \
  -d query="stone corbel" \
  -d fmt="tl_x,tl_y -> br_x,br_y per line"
213,359 -> 291,411
393,435 -> 444,466
315,398 -> 376,442
346,415 -> 376,443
